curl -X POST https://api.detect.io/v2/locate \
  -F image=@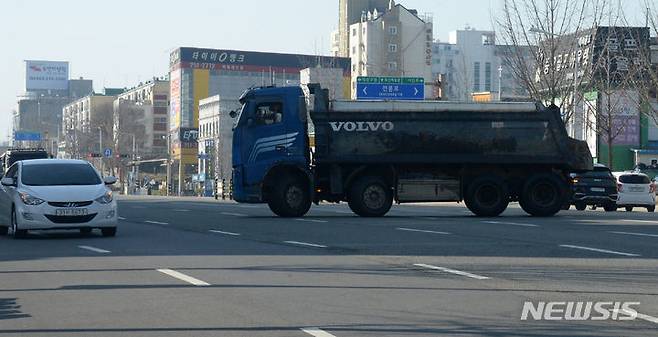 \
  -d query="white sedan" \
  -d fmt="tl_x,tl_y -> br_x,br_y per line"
0,159 -> 118,238
615,172 -> 656,212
